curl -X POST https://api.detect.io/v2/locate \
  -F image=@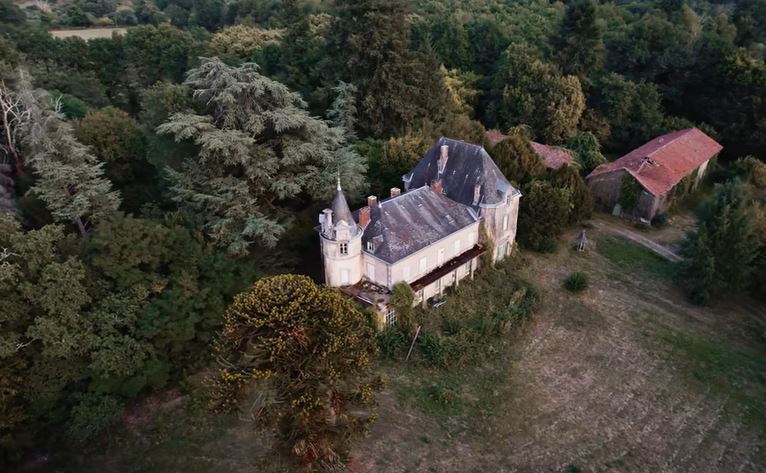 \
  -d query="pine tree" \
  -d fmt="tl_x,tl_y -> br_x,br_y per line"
329,0 -> 436,138
551,0 -> 604,82
681,179 -> 760,304
157,58 -> 365,255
